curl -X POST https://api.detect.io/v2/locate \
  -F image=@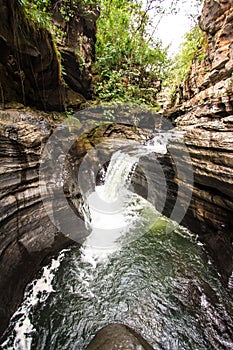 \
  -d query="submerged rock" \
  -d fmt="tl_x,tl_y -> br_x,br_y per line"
85,324 -> 154,350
